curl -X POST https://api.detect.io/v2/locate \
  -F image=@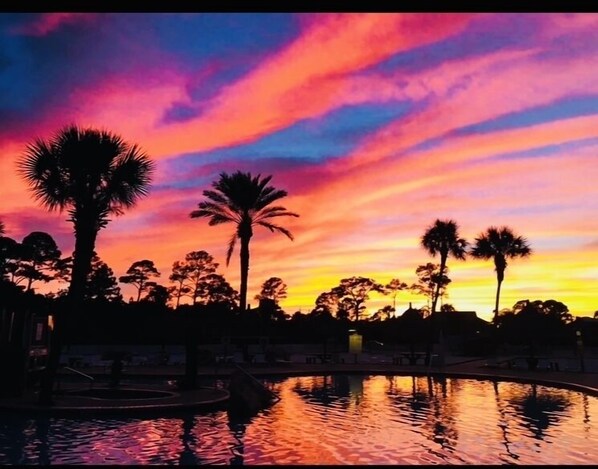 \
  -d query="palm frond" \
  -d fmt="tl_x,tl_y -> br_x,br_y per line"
107,145 -> 154,210
202,189 -> 230,206
255,189 -> 289,211
256,221 -> 294,240
19,124 -> 154,225
19,138 -> 70,211
226,232 -> 238,266
254,206 -> 299,222
471,226 -> 531,260
191,202 -> 240,224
